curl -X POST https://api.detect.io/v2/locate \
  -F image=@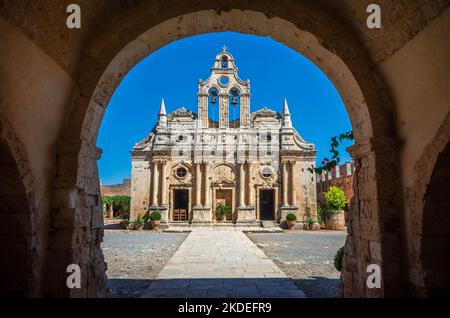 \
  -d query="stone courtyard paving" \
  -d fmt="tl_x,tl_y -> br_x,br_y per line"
247,231 -> 347,298
102,229 -> 189,298
141,229 -> 306,298
103,228 -> 344,298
